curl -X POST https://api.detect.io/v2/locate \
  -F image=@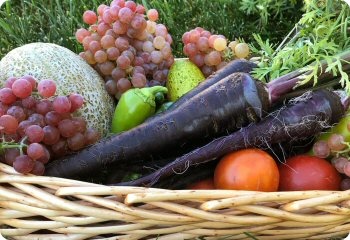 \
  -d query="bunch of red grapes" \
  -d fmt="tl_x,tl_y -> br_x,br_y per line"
75,0 -> 174,98
182,27 -> 250,77
0,75 -> 100,175
312,130 -> 350,190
